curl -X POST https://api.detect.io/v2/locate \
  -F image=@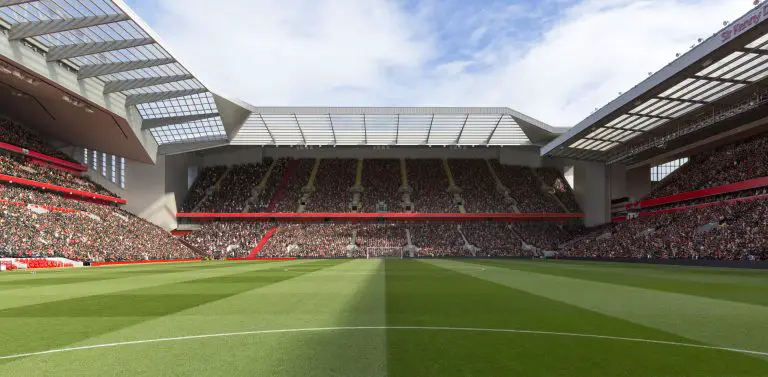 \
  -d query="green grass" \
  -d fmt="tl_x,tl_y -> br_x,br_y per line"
0,259 -> 766,376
